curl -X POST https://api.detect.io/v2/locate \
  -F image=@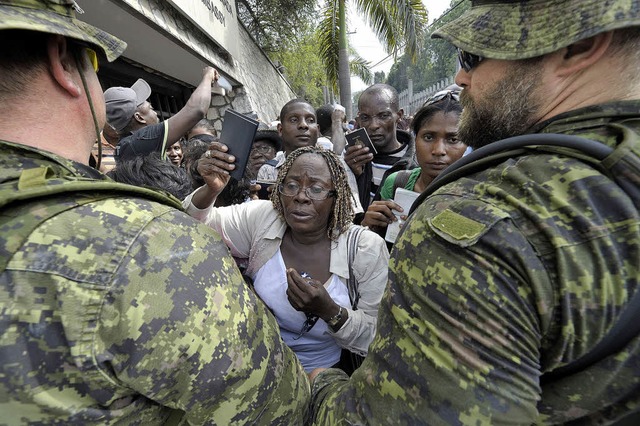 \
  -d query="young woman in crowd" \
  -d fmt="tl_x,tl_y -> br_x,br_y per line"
183,146 -> 389,373
362,89 -> 468,237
